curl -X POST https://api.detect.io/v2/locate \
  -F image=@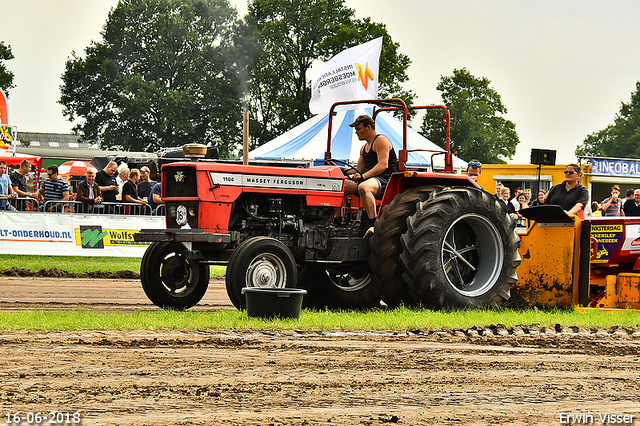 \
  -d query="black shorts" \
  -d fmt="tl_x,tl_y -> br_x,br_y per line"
358,175 -> 389,199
